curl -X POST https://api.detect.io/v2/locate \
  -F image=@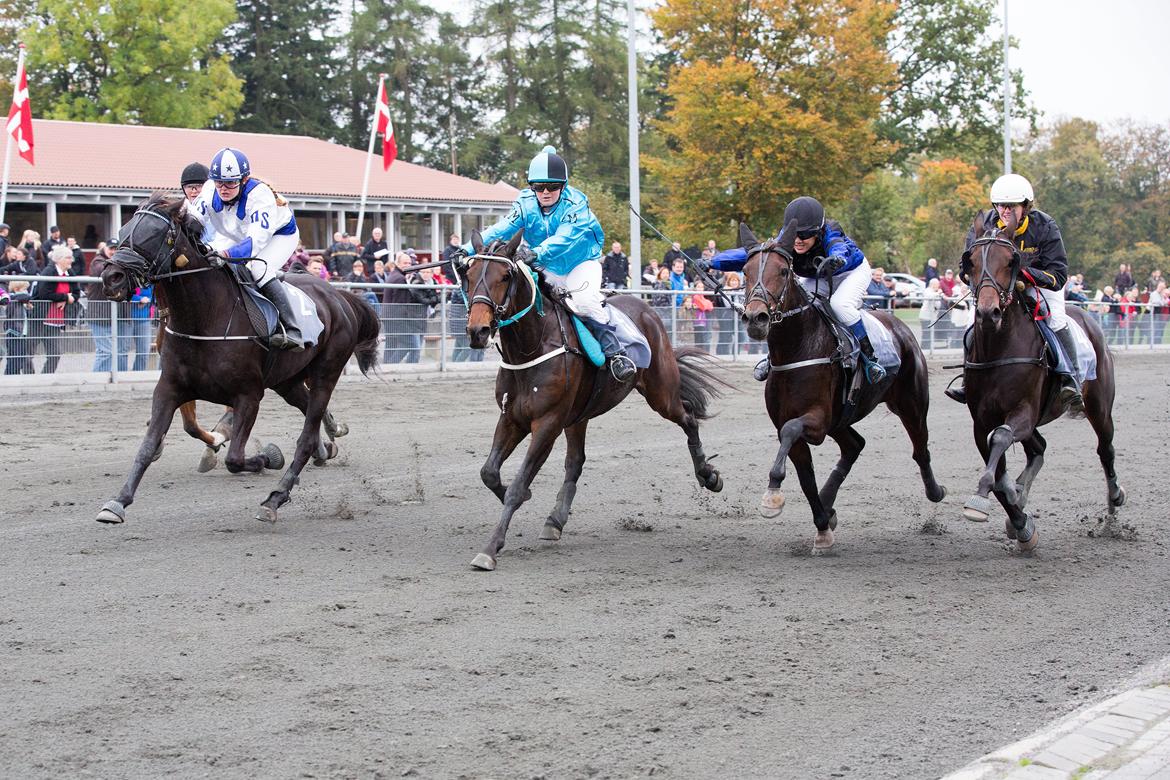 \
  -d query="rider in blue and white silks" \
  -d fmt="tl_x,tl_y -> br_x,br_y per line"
461,145 -> 637,381
187,147 -> 304,351
708,196 -> 886,383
